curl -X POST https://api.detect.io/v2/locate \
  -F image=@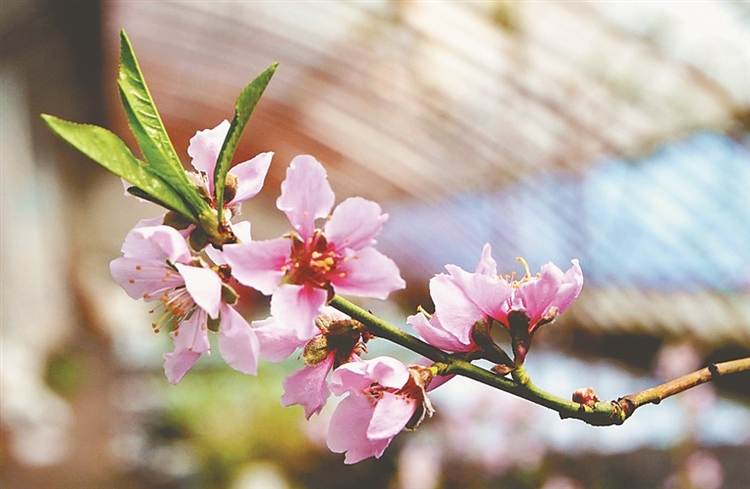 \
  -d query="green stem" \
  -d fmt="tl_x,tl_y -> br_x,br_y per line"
329,295 -> 451,363
329,296 -> 592,419
328,295 -> 750,427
